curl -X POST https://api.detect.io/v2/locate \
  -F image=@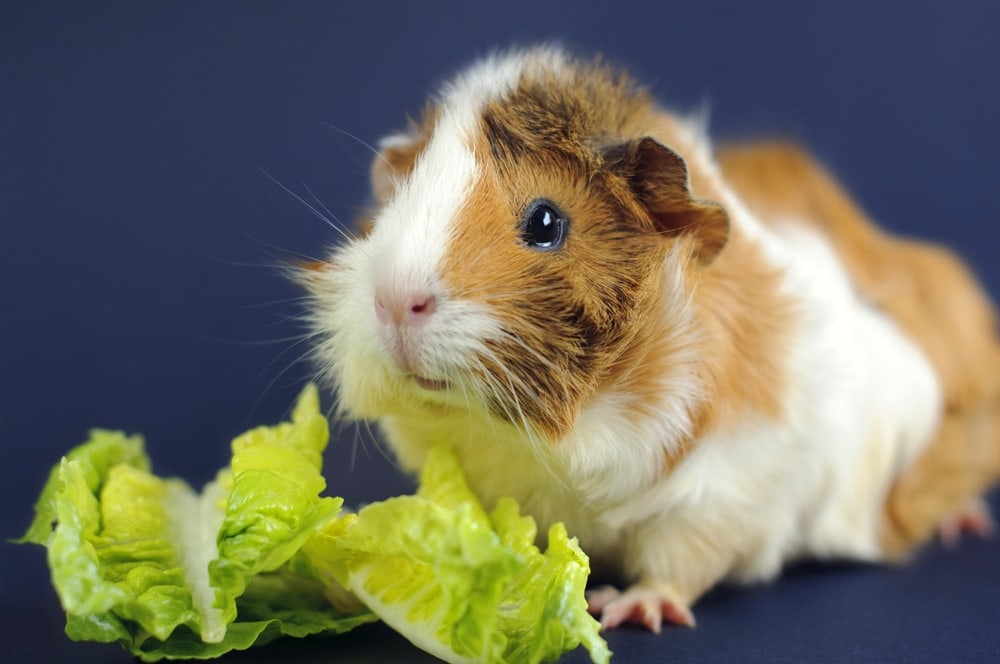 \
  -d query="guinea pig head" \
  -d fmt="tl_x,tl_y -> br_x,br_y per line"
305,86 -> 727,443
